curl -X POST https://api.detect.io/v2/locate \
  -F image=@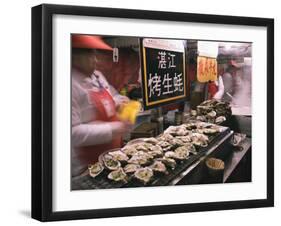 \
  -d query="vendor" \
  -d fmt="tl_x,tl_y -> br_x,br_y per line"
221,60 -> 241,102
71,34 -> 132,176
